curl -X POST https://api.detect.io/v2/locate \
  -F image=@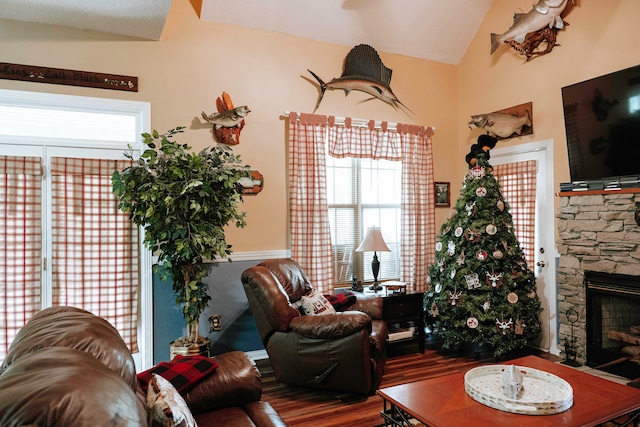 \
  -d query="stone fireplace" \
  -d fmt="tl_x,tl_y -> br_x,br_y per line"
556,191 -> 640,373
